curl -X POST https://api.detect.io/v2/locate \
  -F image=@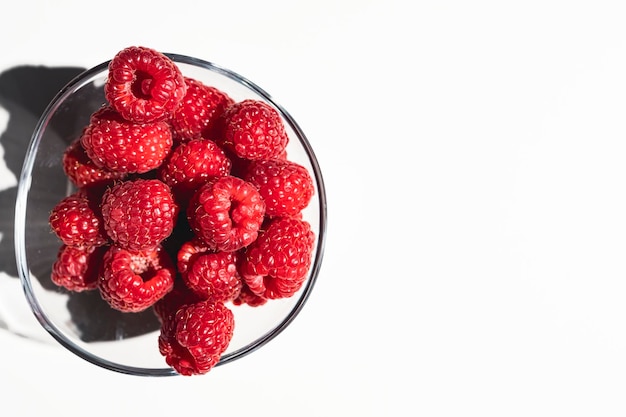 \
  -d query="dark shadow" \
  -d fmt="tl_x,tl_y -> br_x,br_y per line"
0,65 -> 160,342
66,290 -> 161,342
0,65 -> 86,277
